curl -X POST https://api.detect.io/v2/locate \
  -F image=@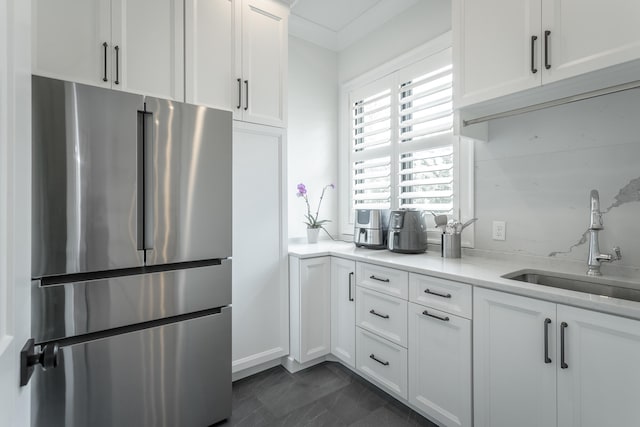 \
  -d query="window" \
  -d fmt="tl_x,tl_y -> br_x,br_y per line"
341,42 -> 474,243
